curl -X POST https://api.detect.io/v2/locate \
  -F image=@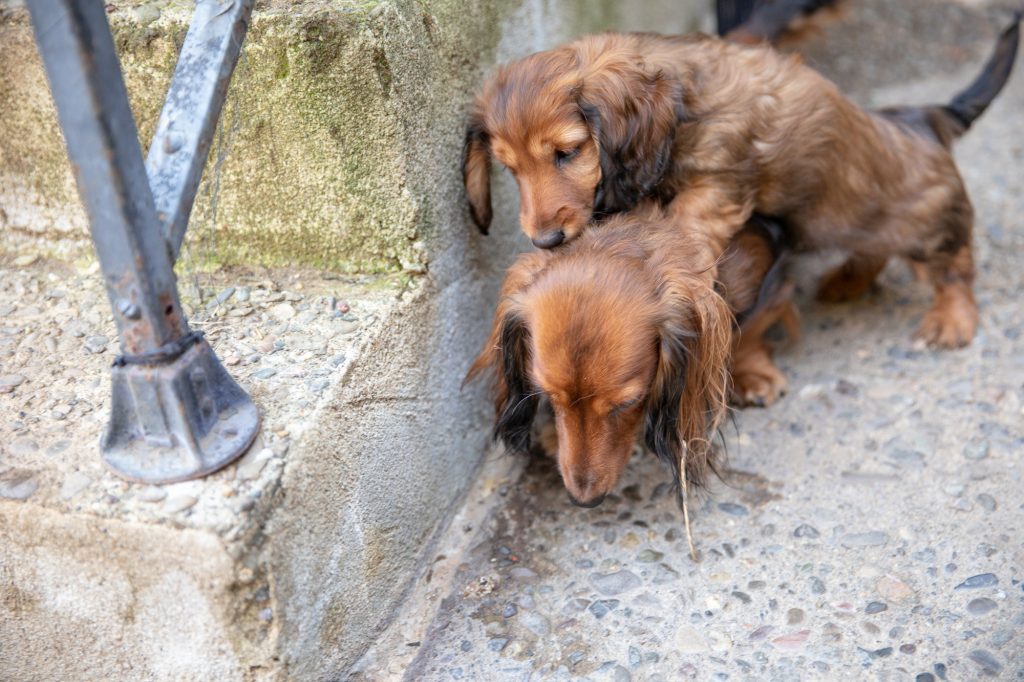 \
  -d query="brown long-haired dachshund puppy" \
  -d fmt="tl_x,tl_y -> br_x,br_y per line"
464,18 -> 1021,349
467,208 -> 794,507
